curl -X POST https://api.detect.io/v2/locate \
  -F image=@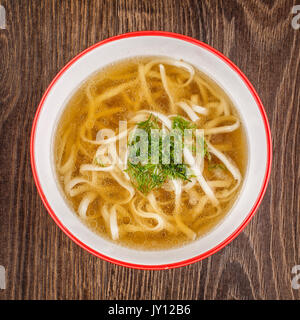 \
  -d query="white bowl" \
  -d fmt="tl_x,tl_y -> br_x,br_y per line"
30,31 -> 272,269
